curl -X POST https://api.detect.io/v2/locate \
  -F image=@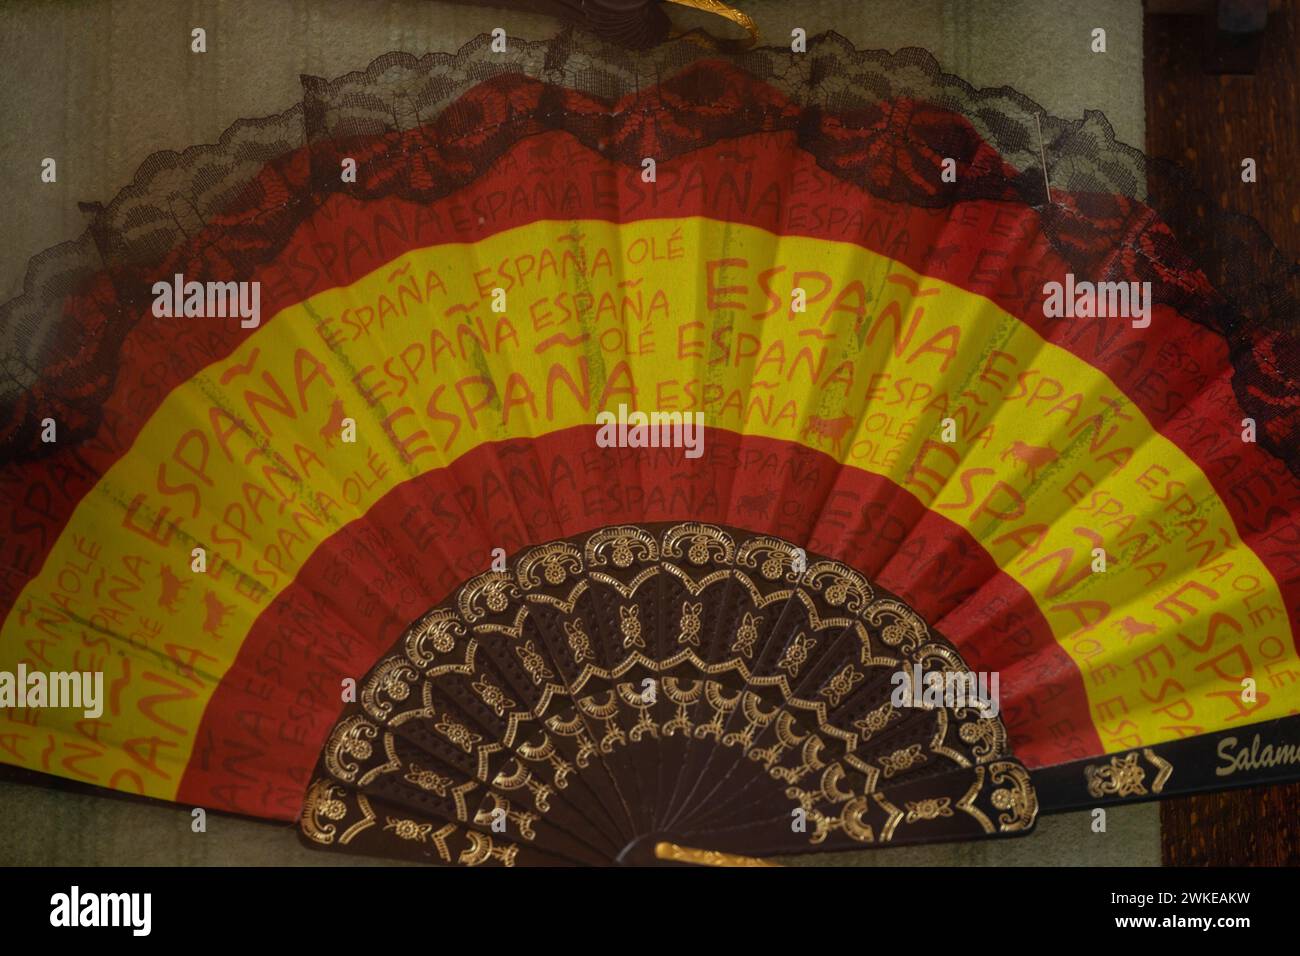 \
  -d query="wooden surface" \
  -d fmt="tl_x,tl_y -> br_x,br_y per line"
1145,2 -> 1300,866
